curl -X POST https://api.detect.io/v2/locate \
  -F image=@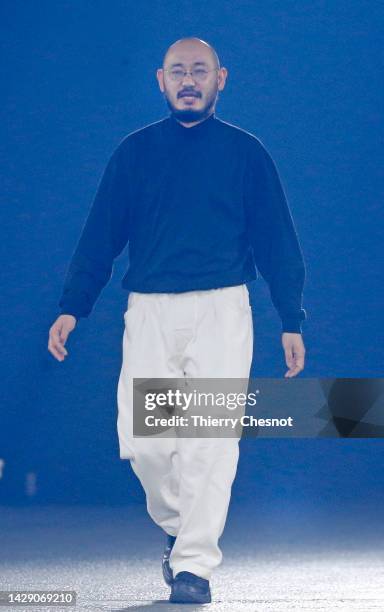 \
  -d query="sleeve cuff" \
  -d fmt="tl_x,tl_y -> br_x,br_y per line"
281,317 -> 303,334
59,308 -> 83,321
